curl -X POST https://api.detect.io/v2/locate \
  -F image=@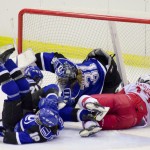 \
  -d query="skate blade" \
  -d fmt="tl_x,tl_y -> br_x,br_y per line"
79,127 -> 102,137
